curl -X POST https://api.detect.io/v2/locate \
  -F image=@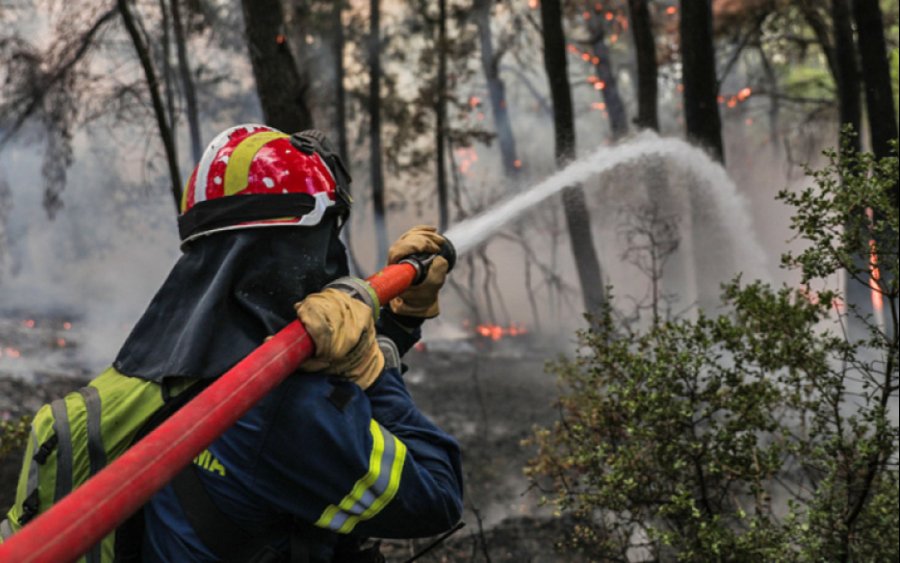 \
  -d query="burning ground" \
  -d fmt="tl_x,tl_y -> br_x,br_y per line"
0,310 -> 586,561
